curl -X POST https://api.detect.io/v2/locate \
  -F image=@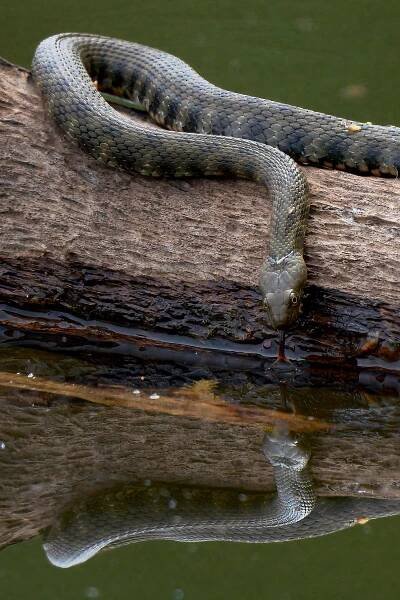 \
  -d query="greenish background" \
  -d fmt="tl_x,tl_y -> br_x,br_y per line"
1,0 -> 400,125
2,518 -> 400,600
1,0 -> 400,598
